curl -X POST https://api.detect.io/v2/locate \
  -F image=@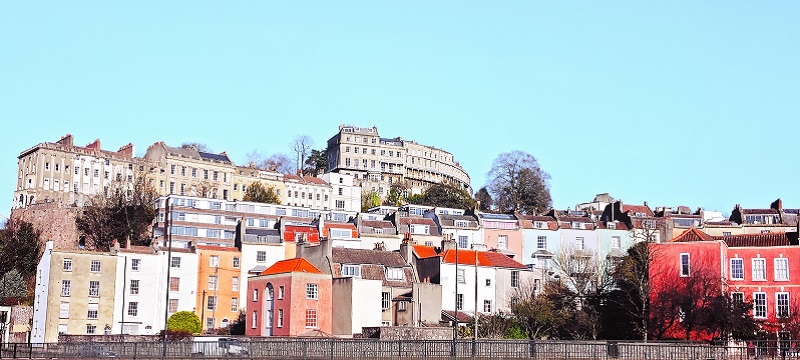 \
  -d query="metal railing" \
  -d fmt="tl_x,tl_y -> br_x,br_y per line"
0,339 -> 797,359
